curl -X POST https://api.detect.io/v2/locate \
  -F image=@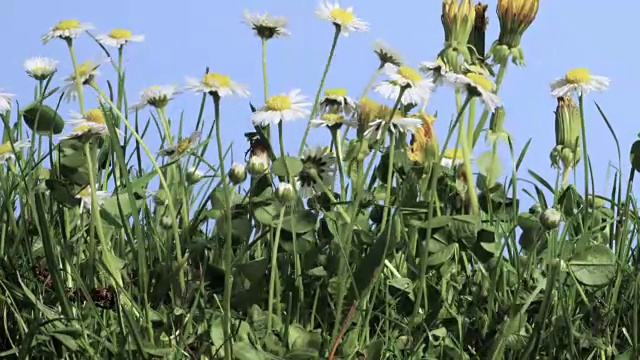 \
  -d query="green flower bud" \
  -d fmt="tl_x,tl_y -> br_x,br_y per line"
186,167 -> 203,185
228,163 -> 247,185
247,155 -> 269,176
276,183 -> 296,204
539,208 -> 562,230
160,215 -> 173,230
